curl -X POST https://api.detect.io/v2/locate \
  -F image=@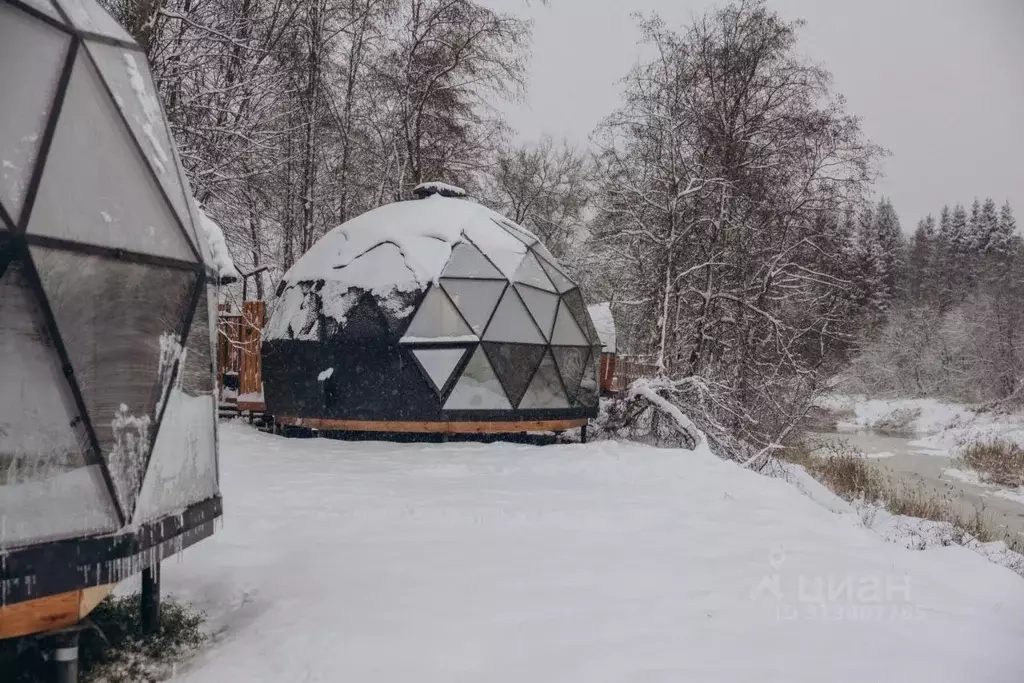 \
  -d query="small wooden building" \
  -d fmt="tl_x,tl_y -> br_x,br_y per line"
587,302 -> 617,394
